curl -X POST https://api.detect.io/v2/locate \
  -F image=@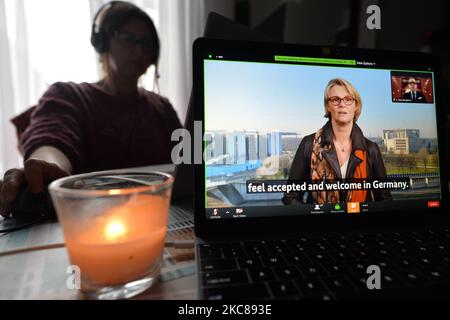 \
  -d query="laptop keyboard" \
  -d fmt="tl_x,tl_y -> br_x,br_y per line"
197,228 -> 450,300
